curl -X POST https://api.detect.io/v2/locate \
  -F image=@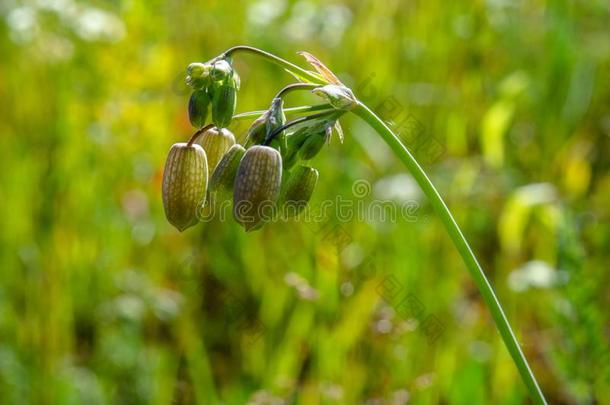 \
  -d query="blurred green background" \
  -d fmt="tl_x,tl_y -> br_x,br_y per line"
1,0 -> 609,403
